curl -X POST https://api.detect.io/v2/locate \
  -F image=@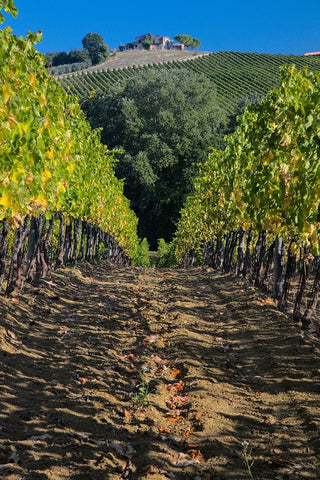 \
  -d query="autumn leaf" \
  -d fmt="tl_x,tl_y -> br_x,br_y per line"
262,297 -> 274,304
124,409 -> 132,419
152,355 -> 164,364
188,448 -> 203,461
168,417 -> 179,423
172,395 -> 188,403
168,381 -> 185,392
78,377 -> 88,385
159,427 -> 171,434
